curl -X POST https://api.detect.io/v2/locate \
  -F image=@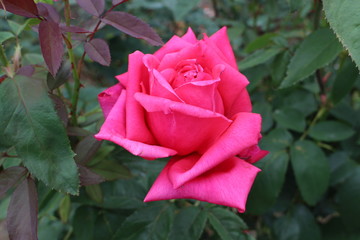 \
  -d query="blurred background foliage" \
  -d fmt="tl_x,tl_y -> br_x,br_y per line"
0,0 -> 360,239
